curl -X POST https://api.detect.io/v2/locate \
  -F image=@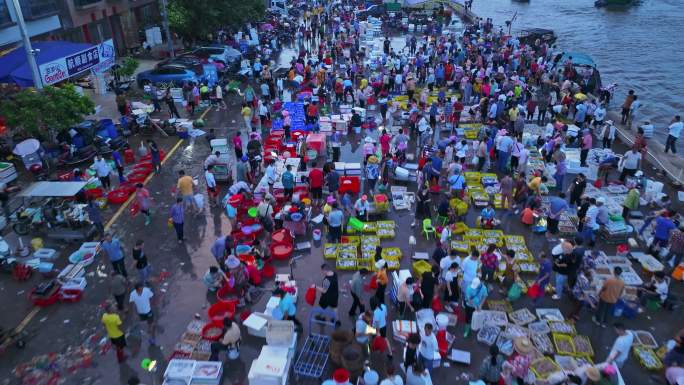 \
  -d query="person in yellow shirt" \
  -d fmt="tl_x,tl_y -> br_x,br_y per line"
176,170 -> 197,212
241,103 -> 252,131
527,175 -> 547,195
375,260 -> 389,303
101,303 -> 127,362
